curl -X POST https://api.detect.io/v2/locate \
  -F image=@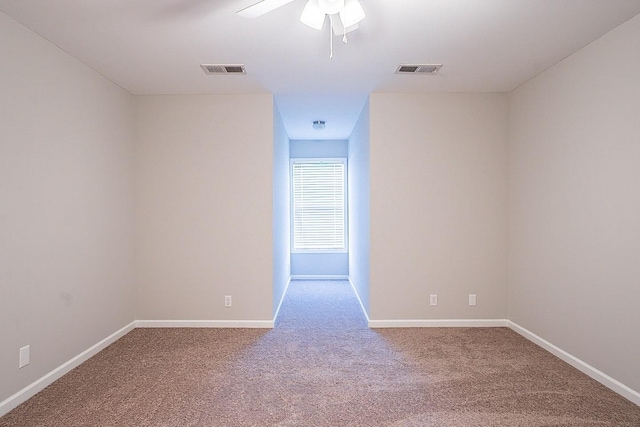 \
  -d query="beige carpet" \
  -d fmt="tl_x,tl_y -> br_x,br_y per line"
1,280 -> 638,426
